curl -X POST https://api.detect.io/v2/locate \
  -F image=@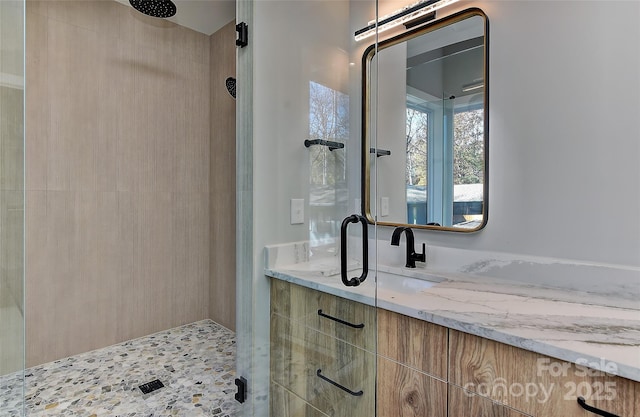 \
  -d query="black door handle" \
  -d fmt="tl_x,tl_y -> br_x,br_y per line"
340,215 -> 368,287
